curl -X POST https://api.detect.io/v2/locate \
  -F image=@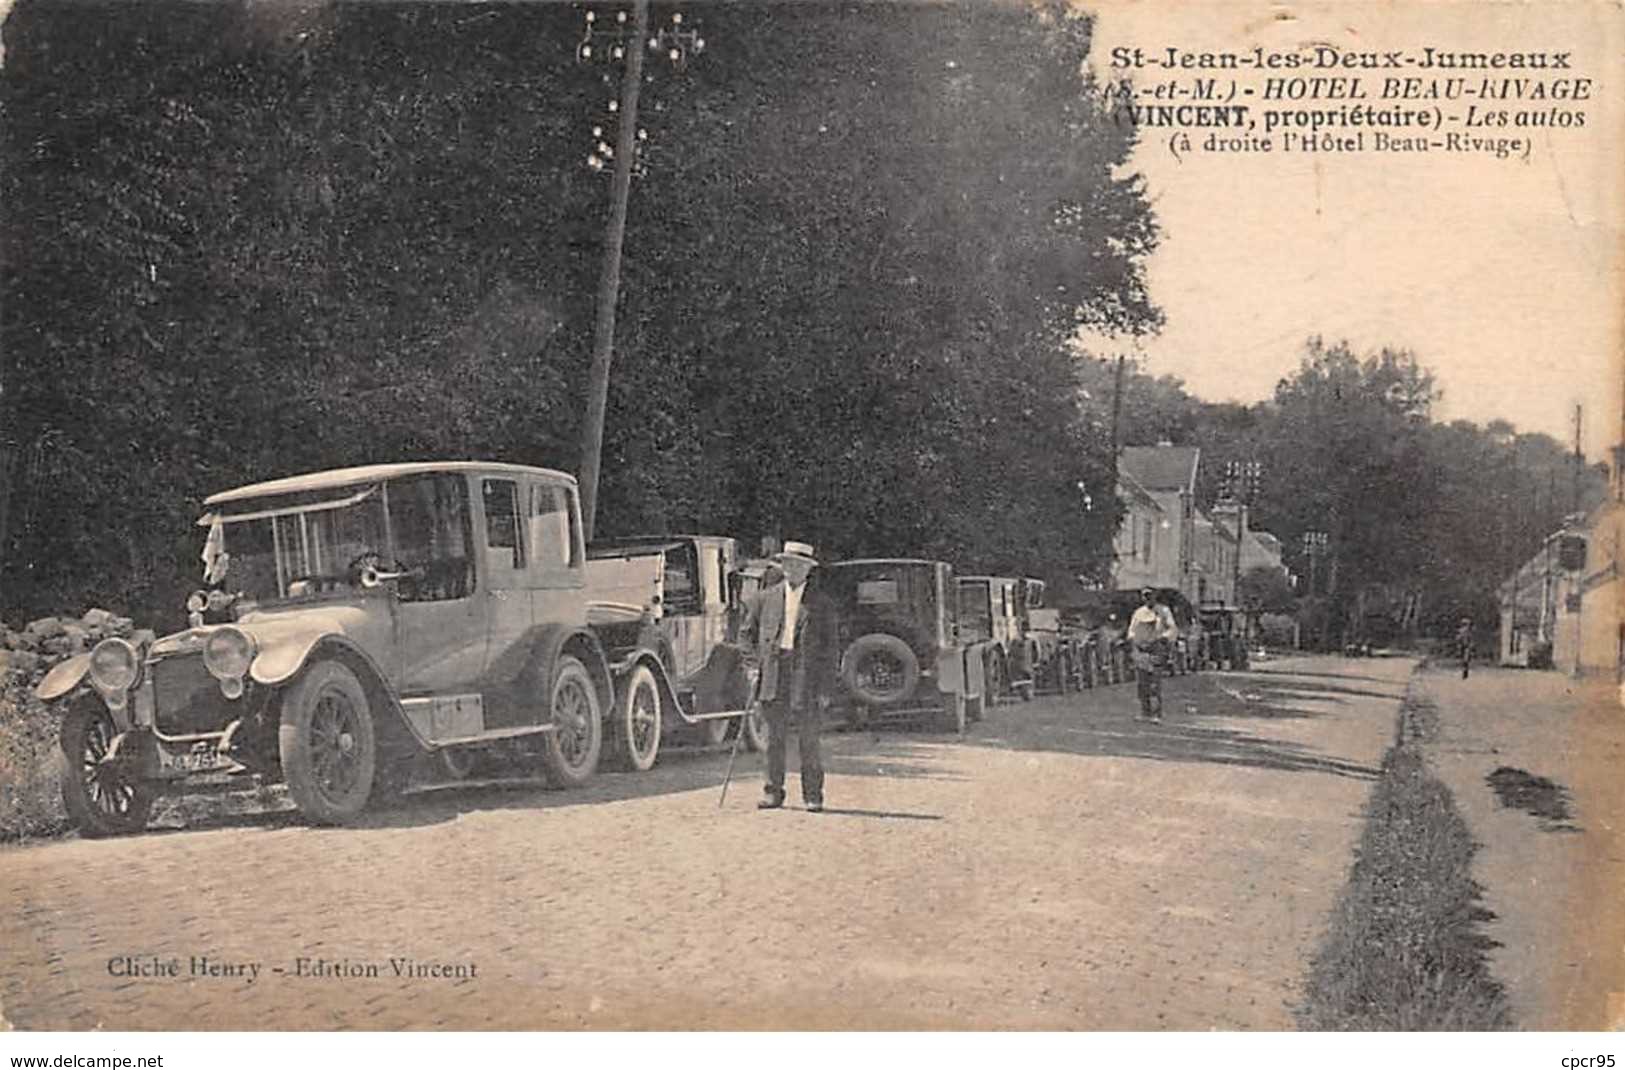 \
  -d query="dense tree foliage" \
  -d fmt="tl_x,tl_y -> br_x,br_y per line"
1115,338 -> 1610,640
0,1 -> 1158,624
